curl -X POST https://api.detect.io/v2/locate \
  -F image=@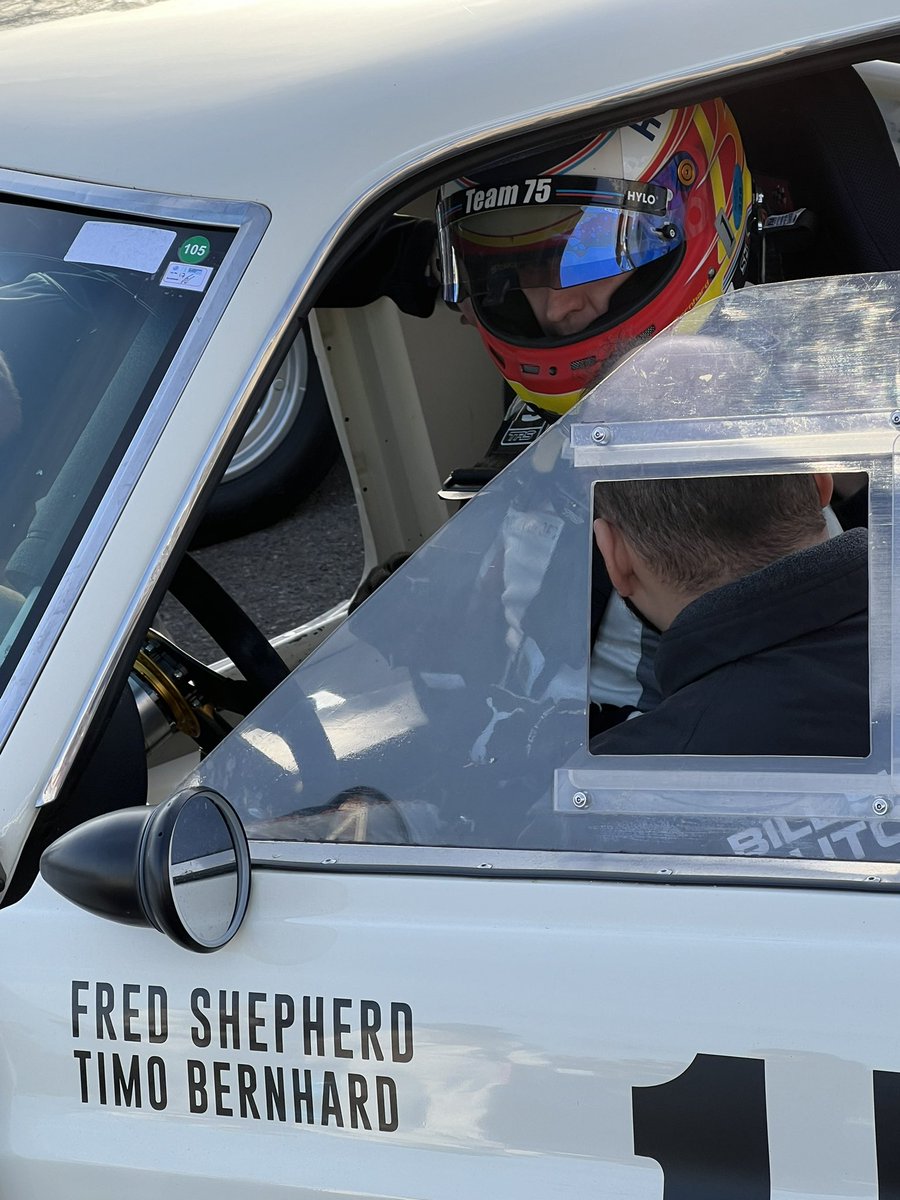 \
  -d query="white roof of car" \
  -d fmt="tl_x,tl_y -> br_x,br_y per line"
0,0 -> 891,355
2,0 -> 898,218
